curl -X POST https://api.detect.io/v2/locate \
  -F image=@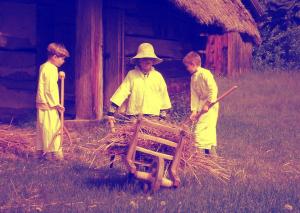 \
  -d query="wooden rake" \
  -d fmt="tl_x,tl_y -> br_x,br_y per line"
181,85 -> 238,127
46,71 -> 72,155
